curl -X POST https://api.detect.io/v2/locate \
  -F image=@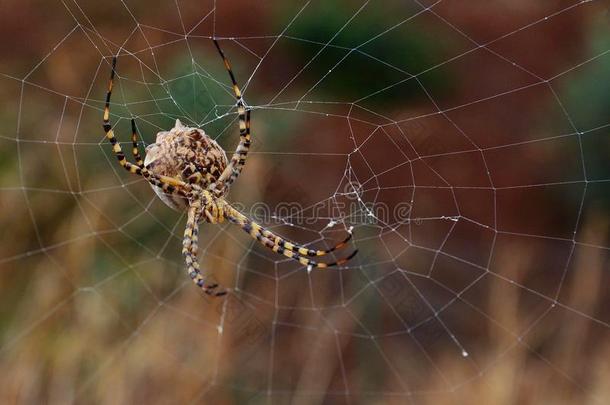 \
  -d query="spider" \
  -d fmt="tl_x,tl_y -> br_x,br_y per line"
102,40 -> 358,297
